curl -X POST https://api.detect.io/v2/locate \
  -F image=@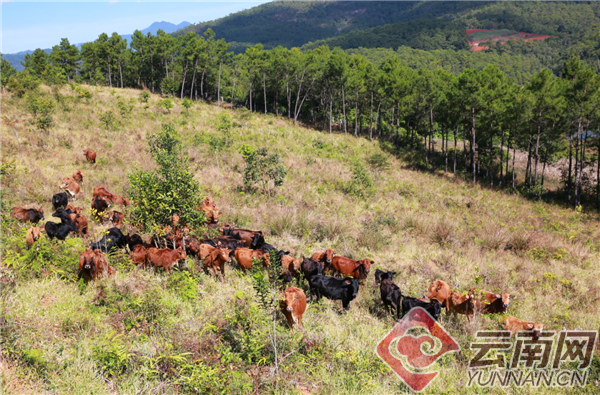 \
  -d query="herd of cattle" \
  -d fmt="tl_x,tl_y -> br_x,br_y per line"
9,149 -> 547,336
